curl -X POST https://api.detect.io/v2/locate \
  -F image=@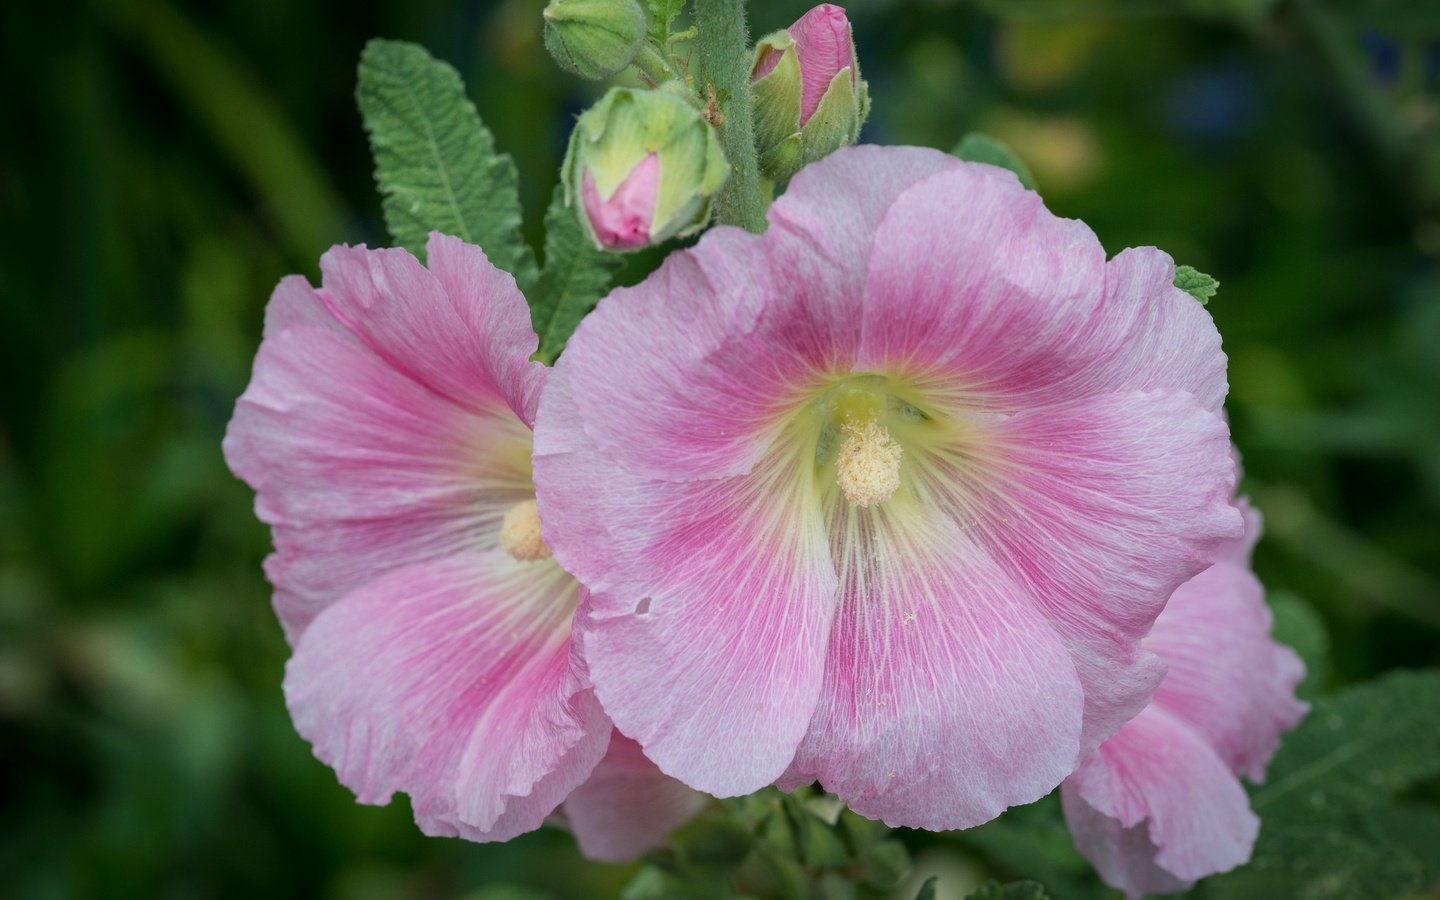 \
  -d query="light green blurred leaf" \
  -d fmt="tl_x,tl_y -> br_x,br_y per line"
1268,590 -> 1331,699
357,39 -> 536,281
529,183 -> 623,363
965,881 -> 1051,900
952,132 -> 1038,191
